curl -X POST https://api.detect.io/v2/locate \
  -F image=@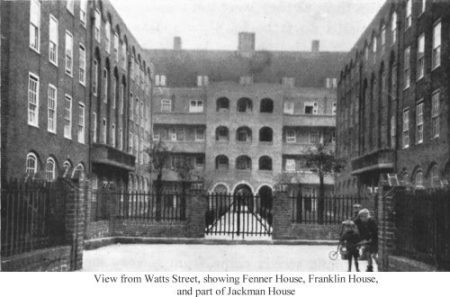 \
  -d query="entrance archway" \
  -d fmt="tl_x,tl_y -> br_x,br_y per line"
234,184 -> 253,196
